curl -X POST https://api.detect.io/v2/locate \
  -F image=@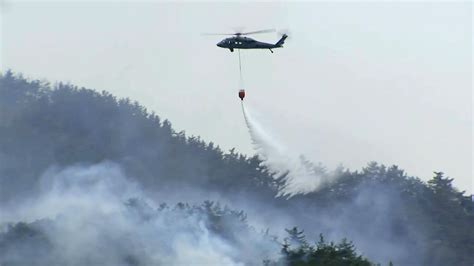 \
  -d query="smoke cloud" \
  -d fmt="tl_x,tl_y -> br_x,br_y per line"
0,126 -> 427,266
0,162 -> 278,266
